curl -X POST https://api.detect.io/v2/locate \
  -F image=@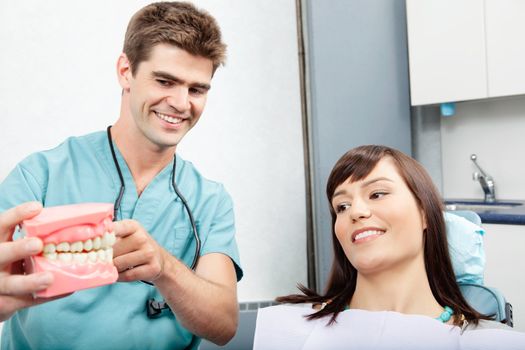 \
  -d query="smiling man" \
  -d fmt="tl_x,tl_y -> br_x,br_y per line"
0,2 -> 242,349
